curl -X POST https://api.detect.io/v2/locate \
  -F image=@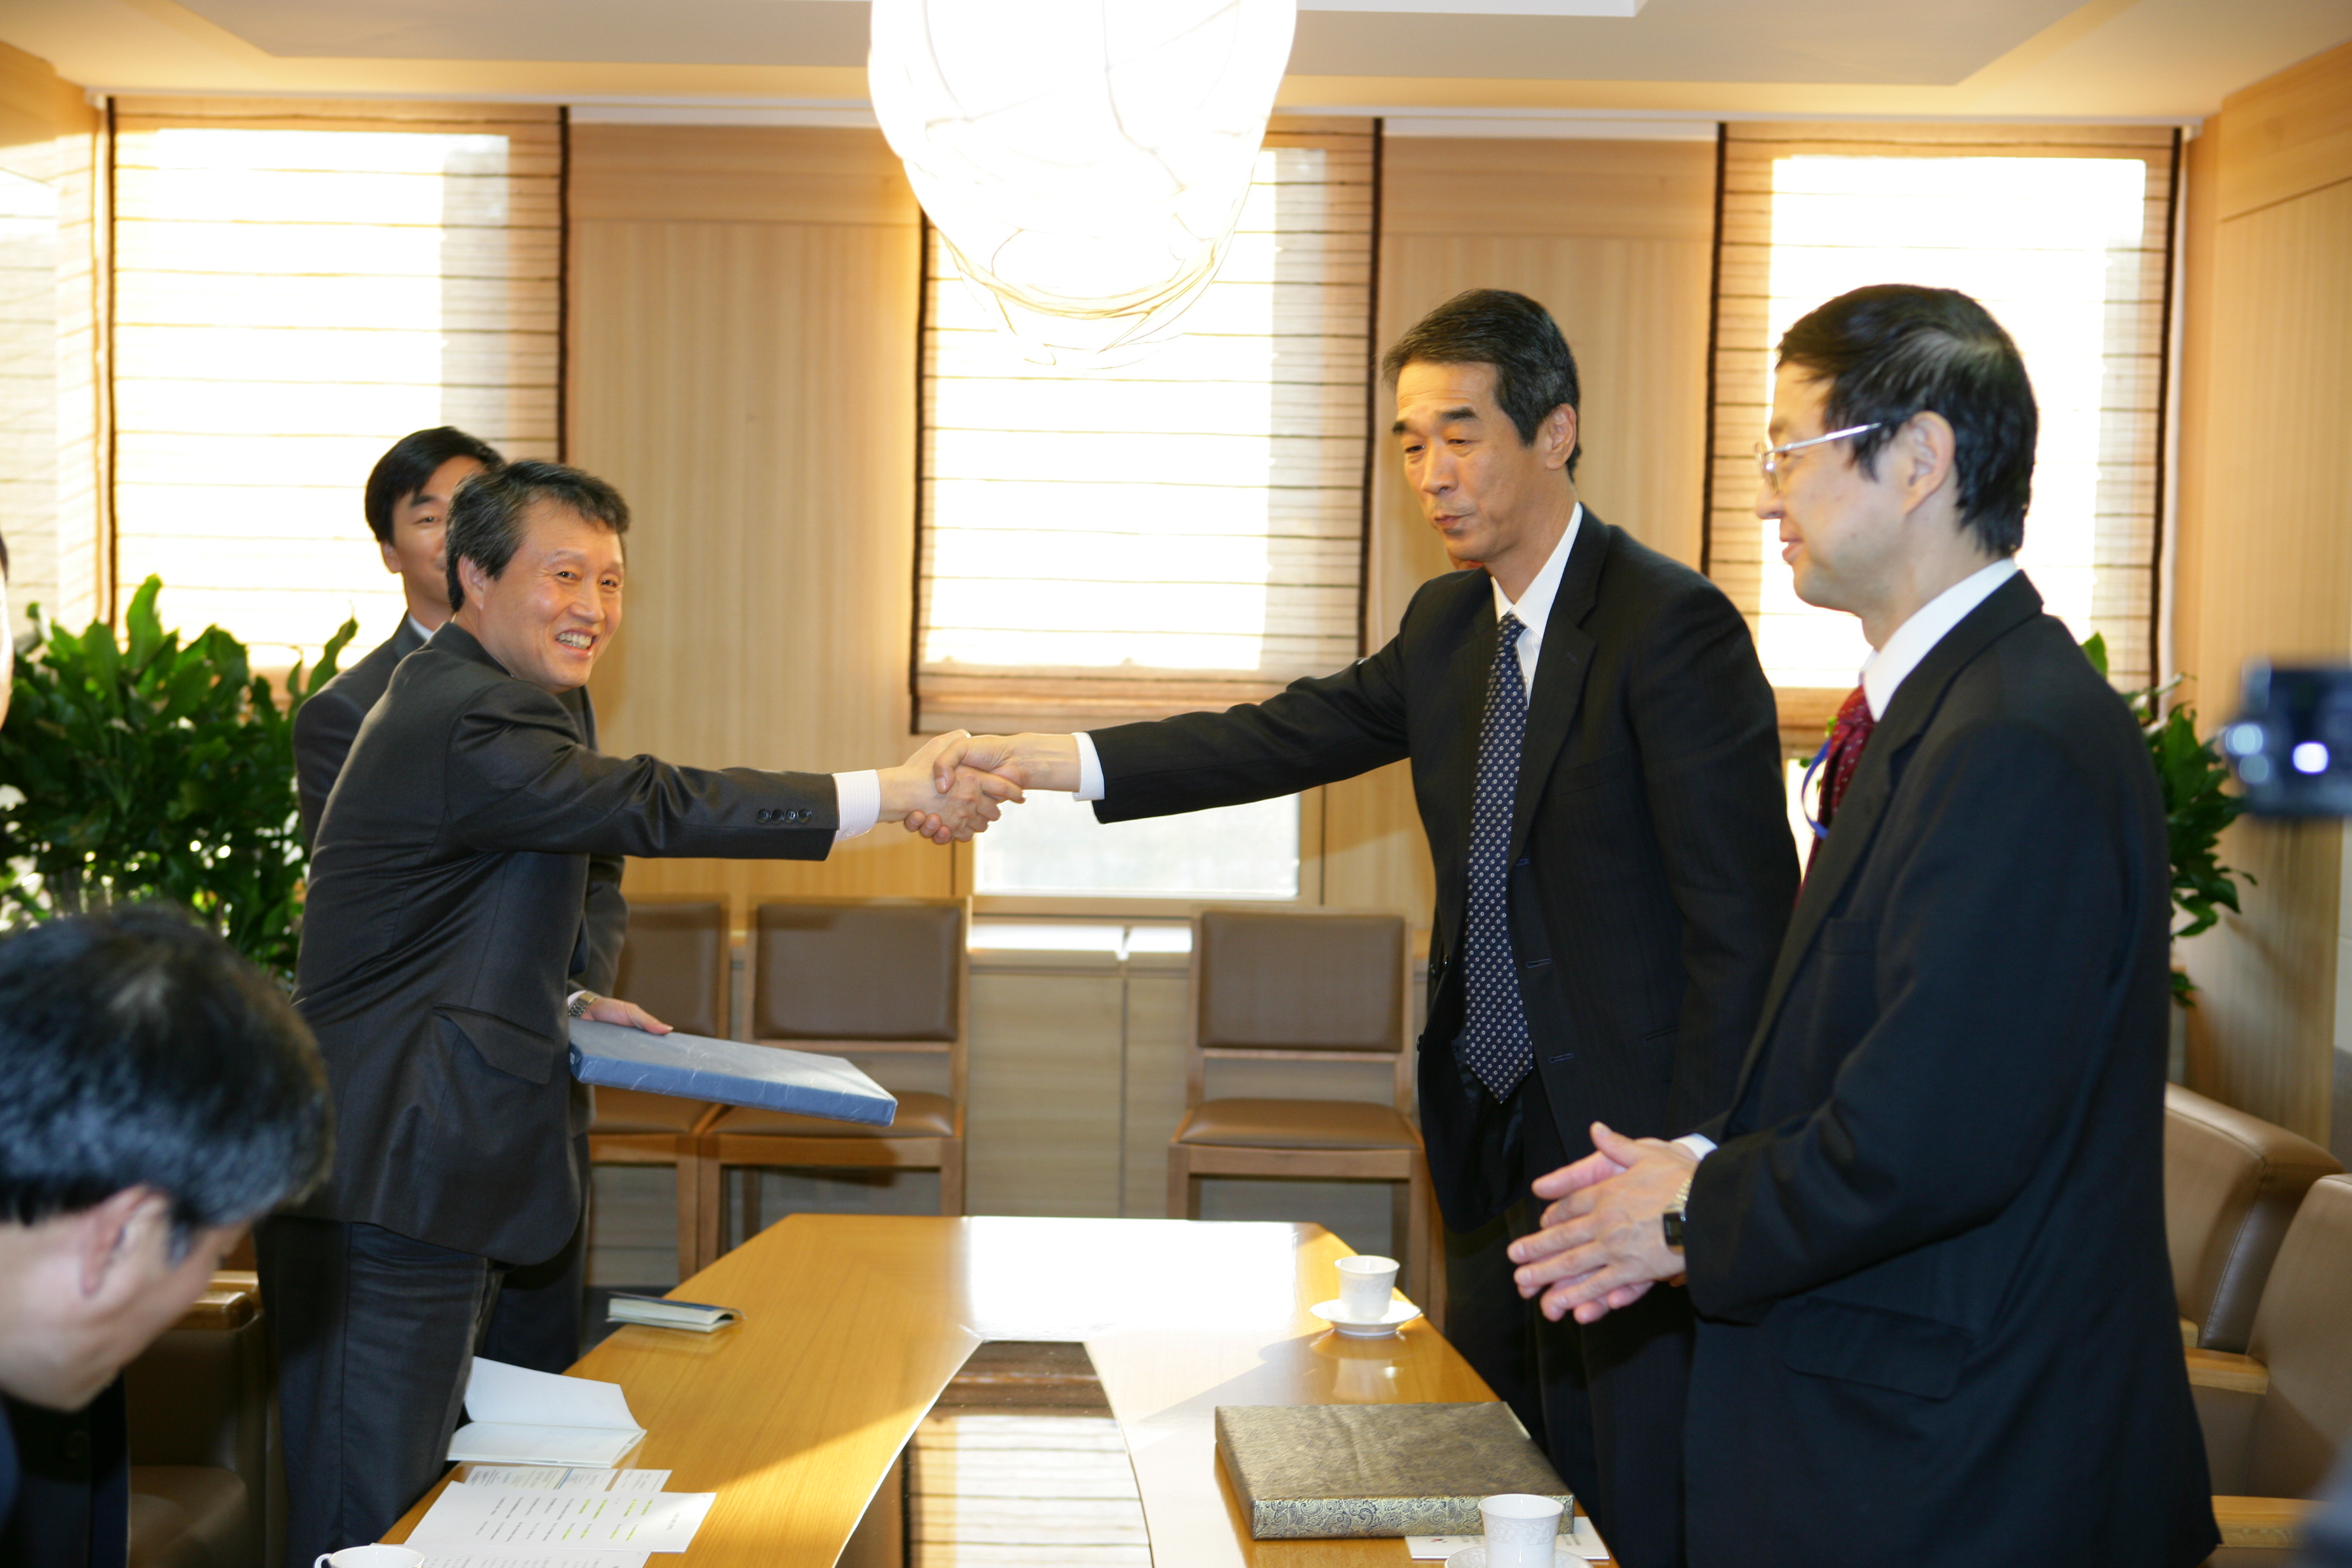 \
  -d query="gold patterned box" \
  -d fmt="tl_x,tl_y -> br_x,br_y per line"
1214,1403 -> 1573,1539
